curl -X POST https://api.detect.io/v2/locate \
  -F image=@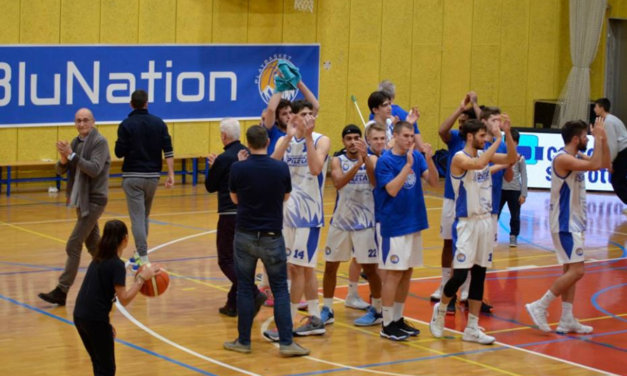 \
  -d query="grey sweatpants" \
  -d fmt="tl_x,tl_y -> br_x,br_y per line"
58,203 -> 106,293
122,177 -> 159,258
